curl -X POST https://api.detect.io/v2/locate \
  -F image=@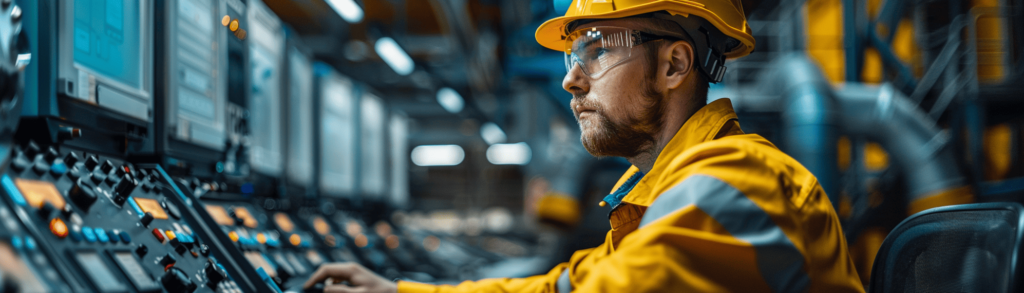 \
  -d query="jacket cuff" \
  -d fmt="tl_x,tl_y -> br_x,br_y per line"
397,280 -> 437,293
